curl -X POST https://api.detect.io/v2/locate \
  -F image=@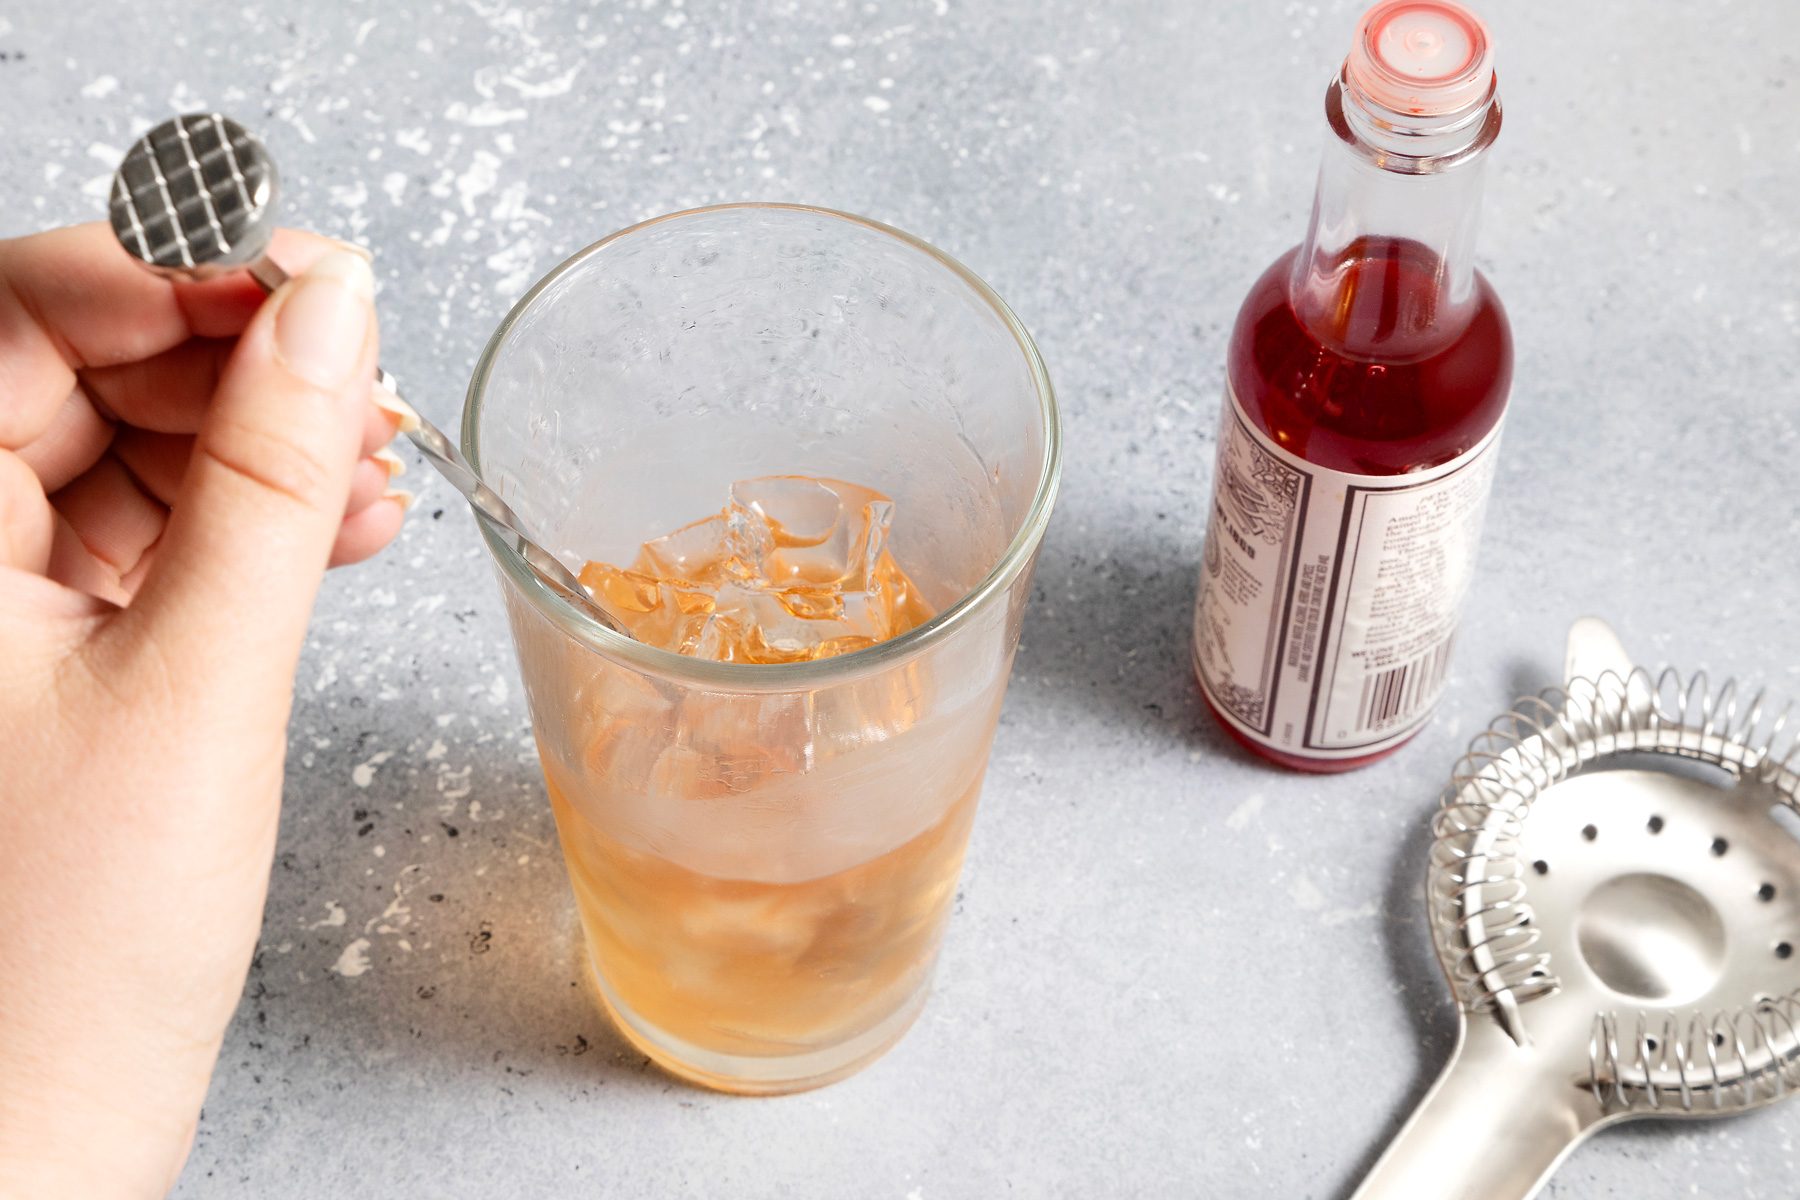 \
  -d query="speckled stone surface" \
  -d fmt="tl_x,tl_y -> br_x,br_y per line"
5,1 -> 1800,1195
